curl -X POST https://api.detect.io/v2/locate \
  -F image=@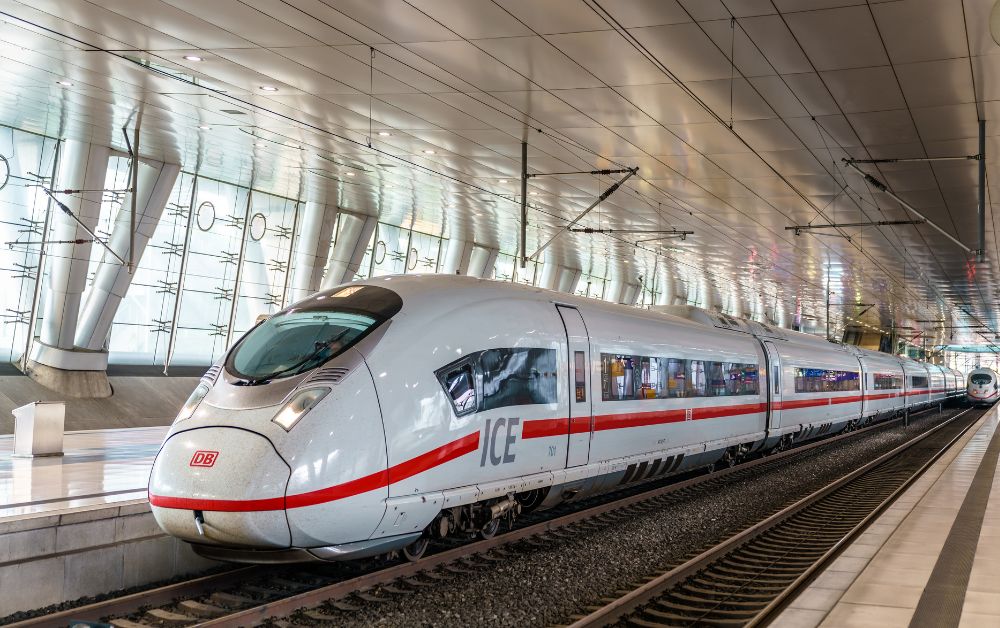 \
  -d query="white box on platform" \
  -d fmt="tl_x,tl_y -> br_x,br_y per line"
12,401 -> 65,457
